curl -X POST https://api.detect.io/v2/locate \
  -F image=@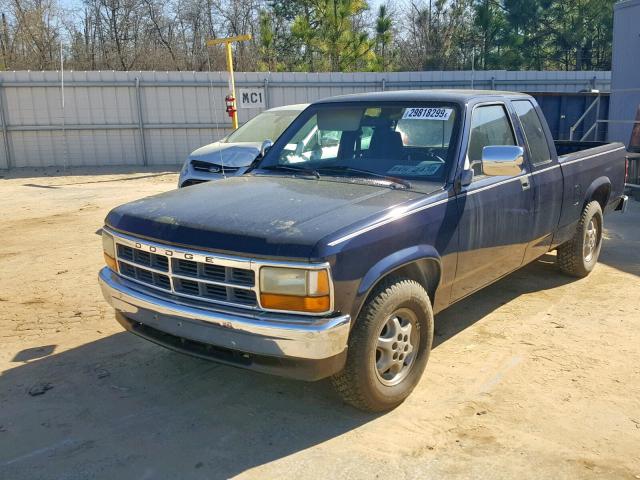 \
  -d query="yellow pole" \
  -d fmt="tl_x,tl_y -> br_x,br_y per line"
207,34 -> 250,131
225,41 -> 238,129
